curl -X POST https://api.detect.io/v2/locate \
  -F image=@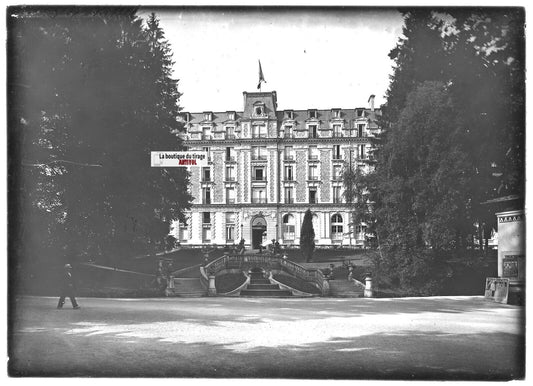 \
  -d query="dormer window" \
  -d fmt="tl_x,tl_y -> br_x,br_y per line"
203,112 -> 212,121
356,109 -> 364,118
227,111 -> 235,120
332,109 -> 340,118
285,110 -> 294,120
183,112 -> 191,122
254,105 -> 264,116
309,110 -> 317,119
